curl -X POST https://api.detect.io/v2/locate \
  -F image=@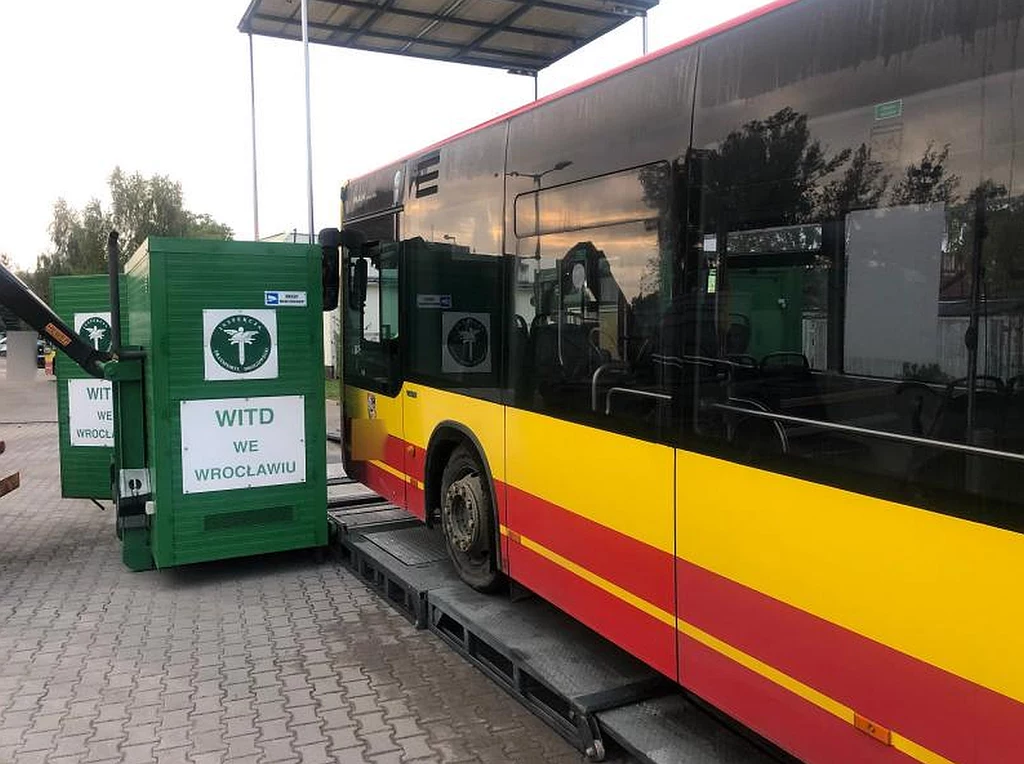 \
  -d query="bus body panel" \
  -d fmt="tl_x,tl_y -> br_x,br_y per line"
340,1 -> 1024,761
504,407 -> 676,677
344,385 -> 408,513
402,383 -> 507,526
676,450 -> 1024,764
